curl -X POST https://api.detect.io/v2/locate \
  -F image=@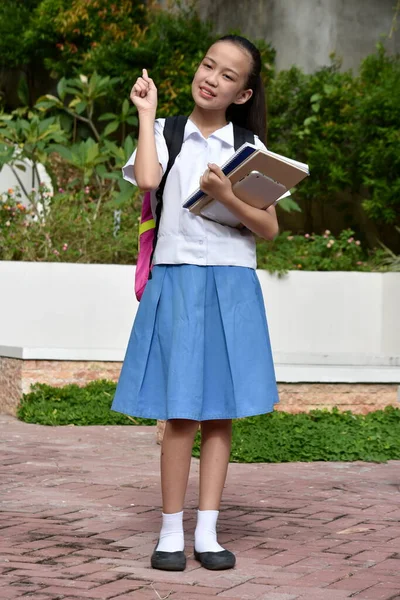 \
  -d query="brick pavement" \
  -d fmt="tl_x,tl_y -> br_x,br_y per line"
1,413 -> 400,600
